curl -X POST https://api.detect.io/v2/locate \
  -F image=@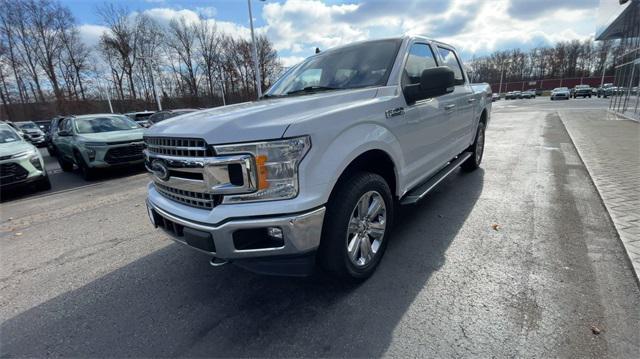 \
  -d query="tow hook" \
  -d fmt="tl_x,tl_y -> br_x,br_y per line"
210,257 -> 229,267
